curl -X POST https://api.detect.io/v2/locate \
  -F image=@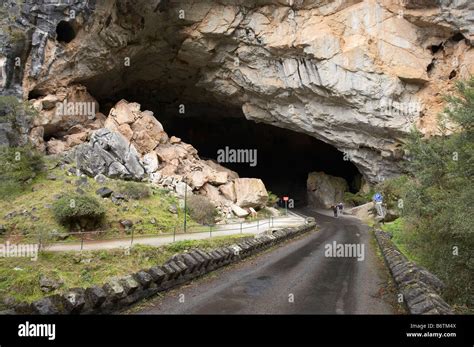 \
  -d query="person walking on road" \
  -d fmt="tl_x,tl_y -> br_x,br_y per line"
332,205 -> 338,217
337,202 -> 344,215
